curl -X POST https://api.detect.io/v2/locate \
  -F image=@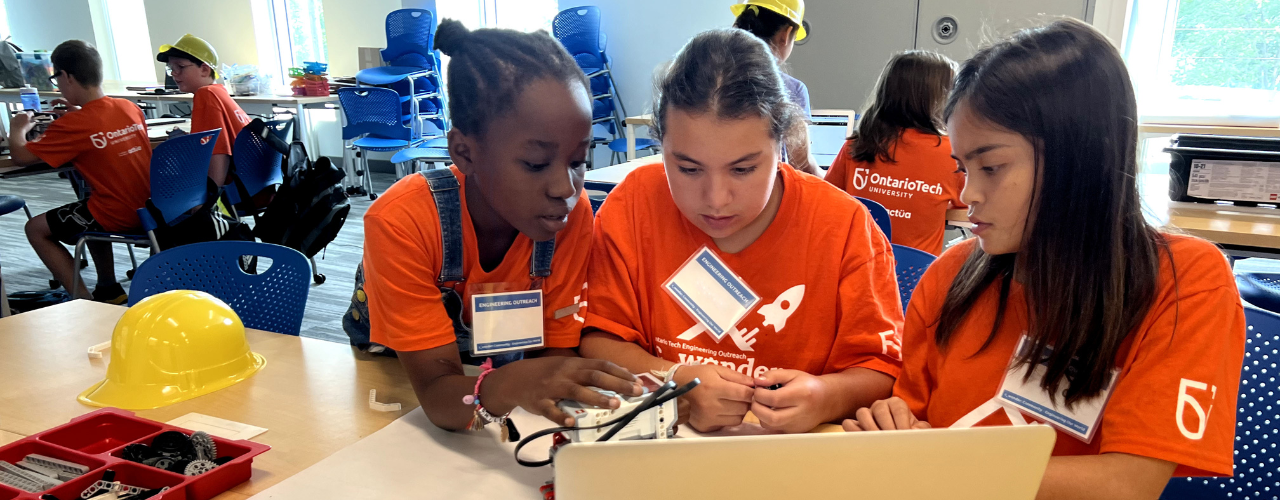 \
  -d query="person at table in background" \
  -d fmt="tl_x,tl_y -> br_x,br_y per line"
157,34 -> 249,187
731,0 -> 818,175
360,20 -> 642,433
824,50 -> 964,256
8,40 -> 150,304
580,29 -> 902,434
843,19 -> 1244,500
